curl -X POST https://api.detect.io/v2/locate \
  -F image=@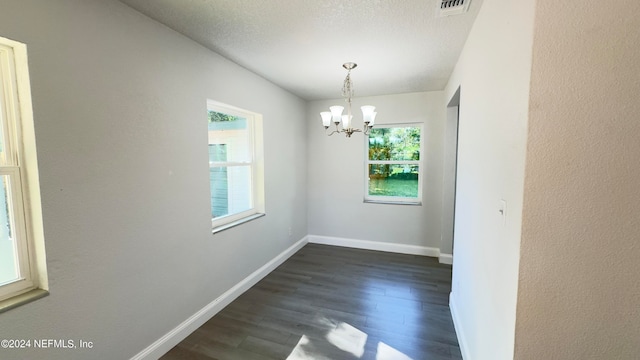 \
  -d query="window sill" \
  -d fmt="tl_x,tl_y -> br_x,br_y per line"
212,213 -> 265,234
364,199 -> 422,206
0,288 -> 49,314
